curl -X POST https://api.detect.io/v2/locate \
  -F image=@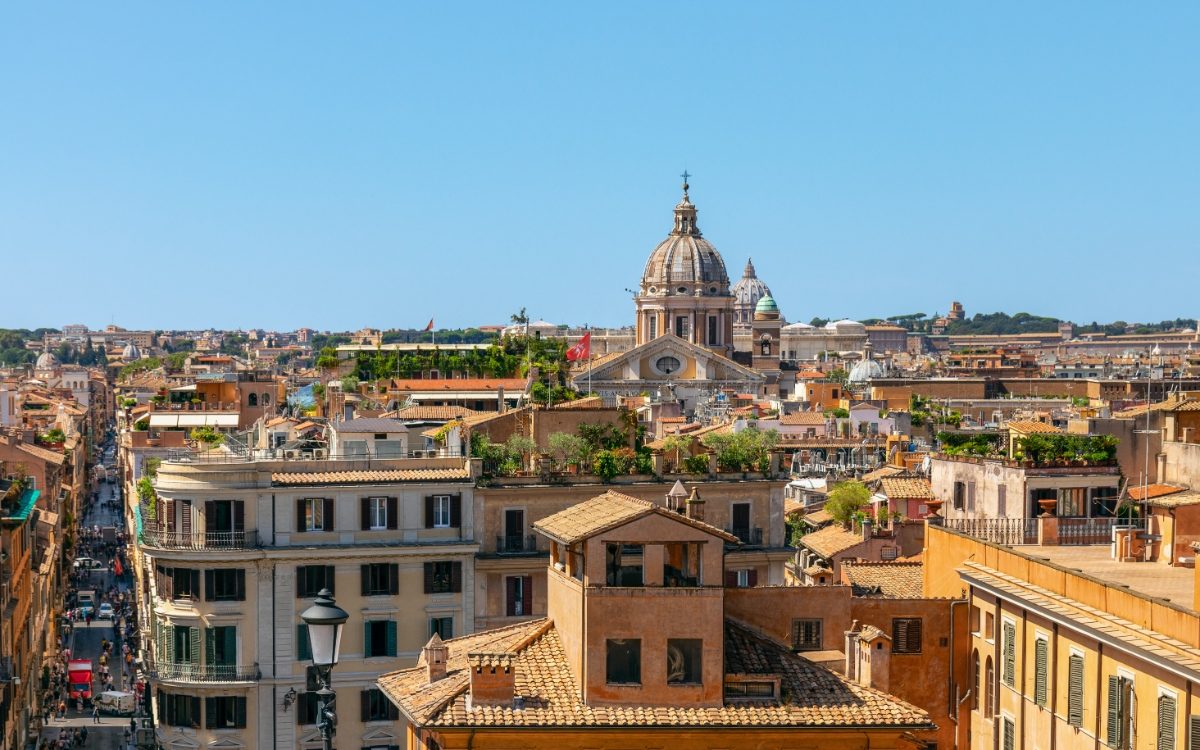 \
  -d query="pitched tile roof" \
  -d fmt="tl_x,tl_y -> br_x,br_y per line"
1005,420 -> 1061,434
860,465 -> 906,484
270,468 -> 471,486
387,405 -> 480,421
842,561 -> 924,598
1144,490 -> 1200,508
378,618 -> 931,730
1173,399 -> 1200,412
878,477 -> 934,500
1127,483 -> 1187,501
800,524 -> 864,558
331,417 -> 407,433
779,411 -> 827,426
803,509 -> 832,527
533,491 -> 738,545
